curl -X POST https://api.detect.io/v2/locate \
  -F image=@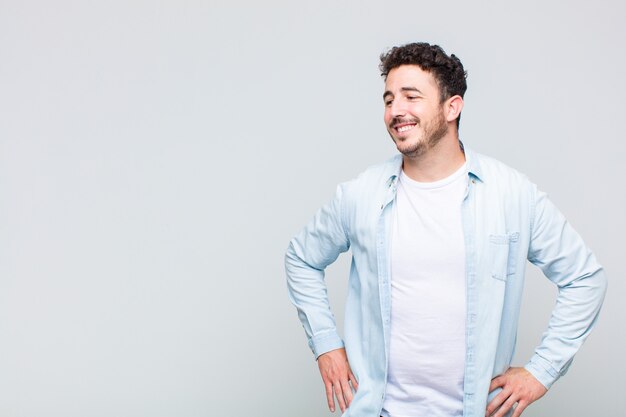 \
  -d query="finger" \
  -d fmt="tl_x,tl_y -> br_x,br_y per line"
511,401 -> 528,417
493,395 -> 518,417
334,382 -> 347,413
349,370 -> 359,391
341,379 -> 354,406
325,381 -> 335,412
489,376 -> 504,392
486,390 -> 509,416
